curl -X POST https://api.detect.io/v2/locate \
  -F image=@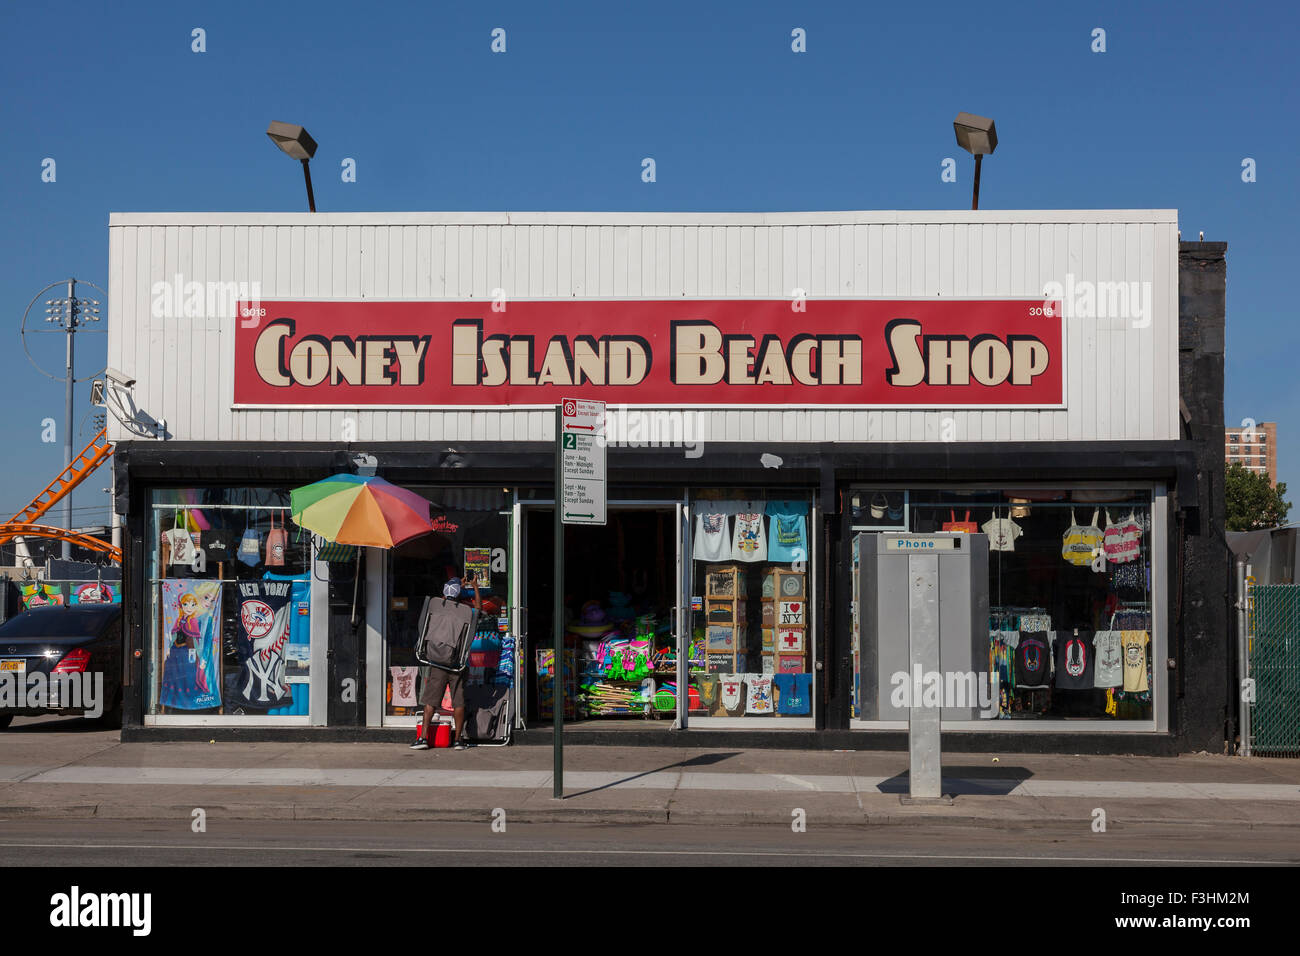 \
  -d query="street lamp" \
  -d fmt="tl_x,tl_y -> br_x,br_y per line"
266,121 -> 318,212
953,112 -> 998,210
